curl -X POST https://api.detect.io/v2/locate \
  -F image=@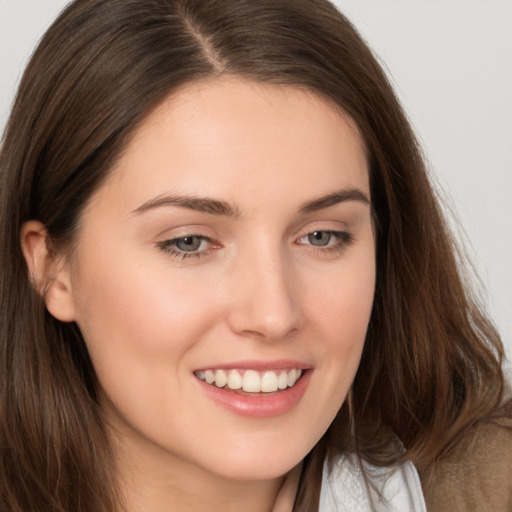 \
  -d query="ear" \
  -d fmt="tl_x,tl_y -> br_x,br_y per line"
20,220 -> 77,322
